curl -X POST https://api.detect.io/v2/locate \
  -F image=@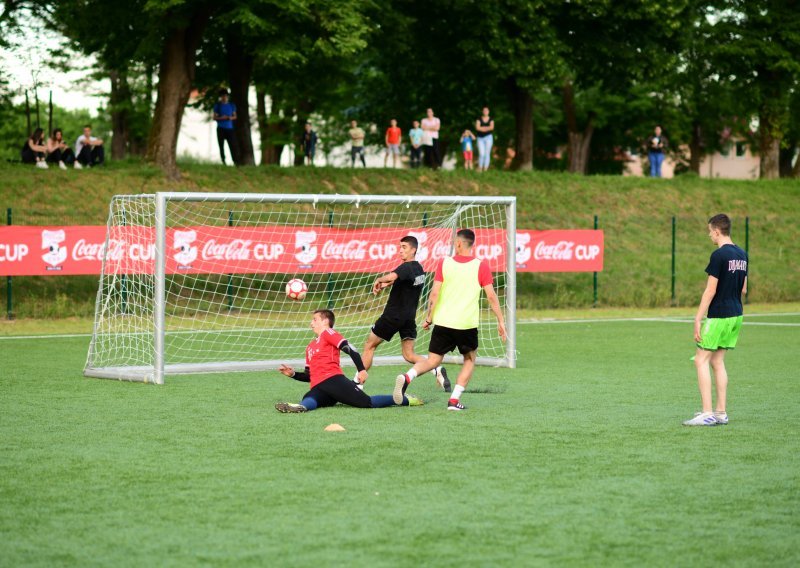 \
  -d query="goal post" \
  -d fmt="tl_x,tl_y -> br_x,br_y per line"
84,192 -> 517,384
